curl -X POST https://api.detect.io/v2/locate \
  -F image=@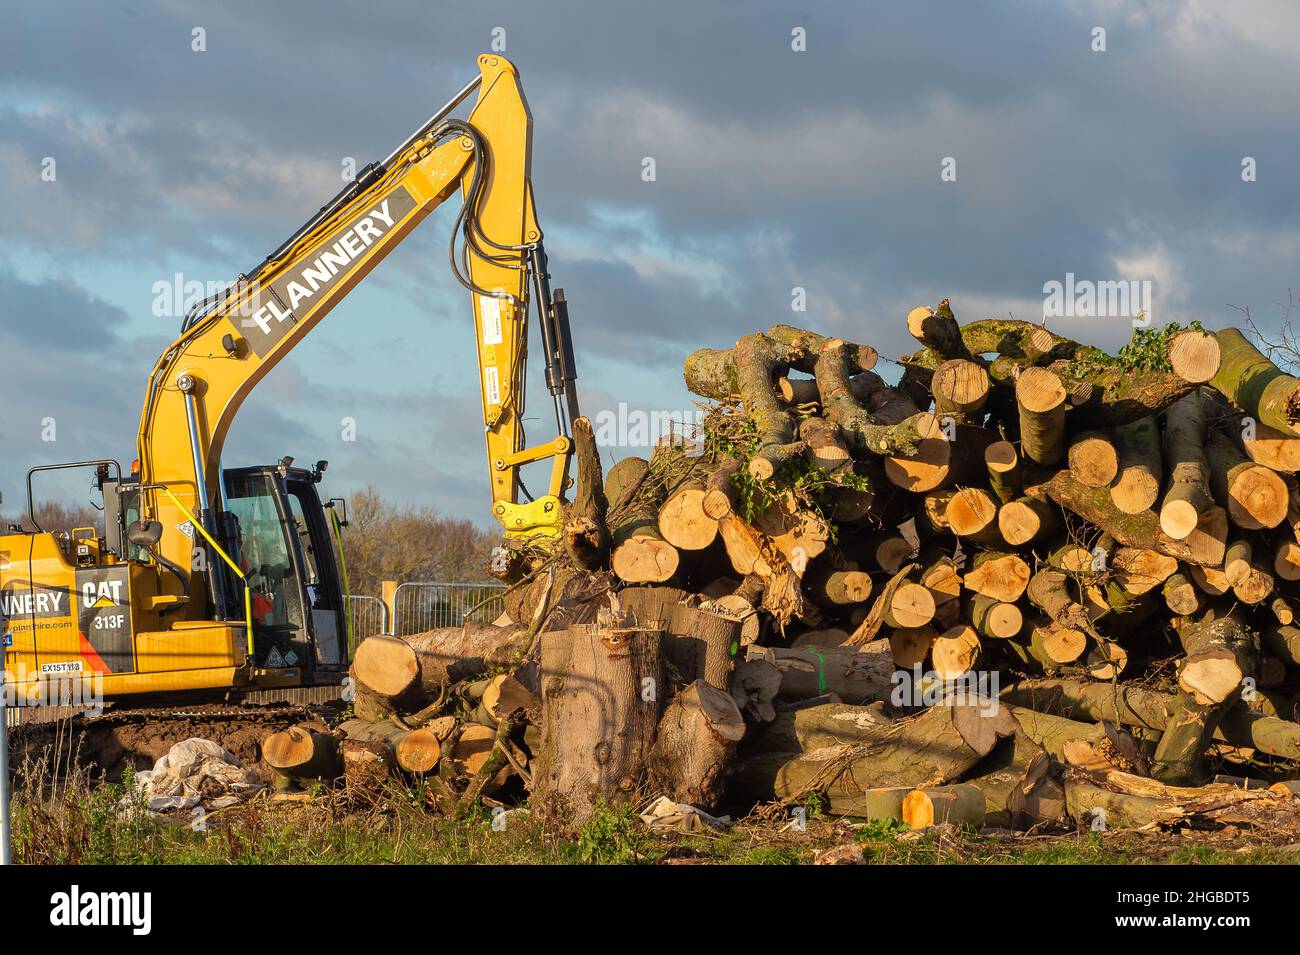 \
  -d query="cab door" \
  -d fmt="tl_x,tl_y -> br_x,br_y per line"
281,477 -> 347,670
